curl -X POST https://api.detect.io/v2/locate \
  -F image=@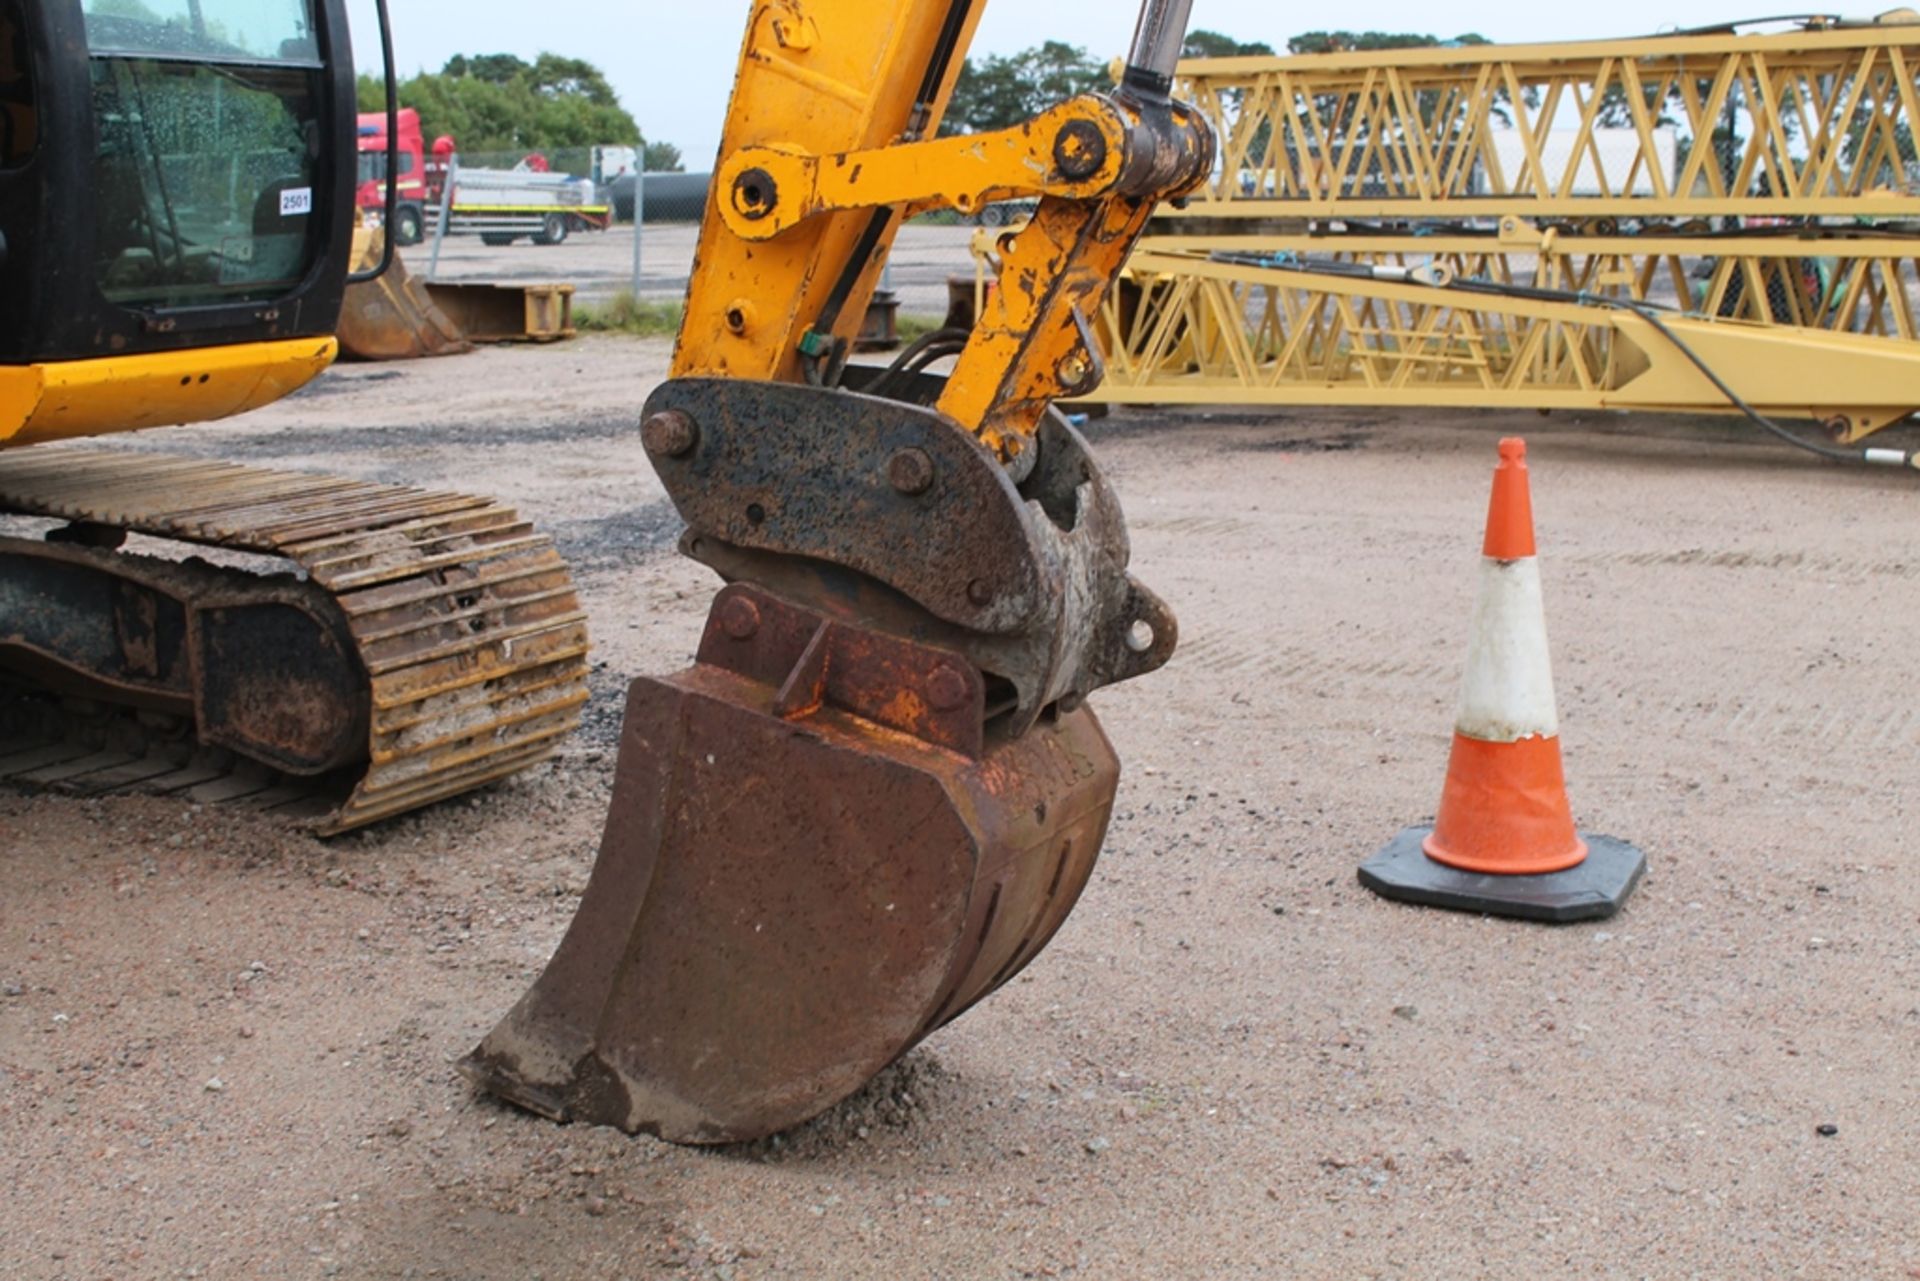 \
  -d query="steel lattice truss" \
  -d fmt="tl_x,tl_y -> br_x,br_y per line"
1083,22 -> 1920,438
1172,23 -> 1920,218
1093,249 -> 1920,441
